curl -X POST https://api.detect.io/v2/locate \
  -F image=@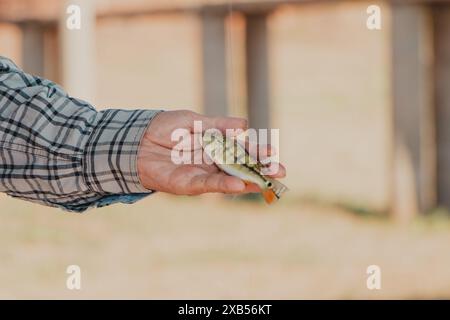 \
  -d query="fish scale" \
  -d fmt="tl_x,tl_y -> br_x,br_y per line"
202,131 -> 288,204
